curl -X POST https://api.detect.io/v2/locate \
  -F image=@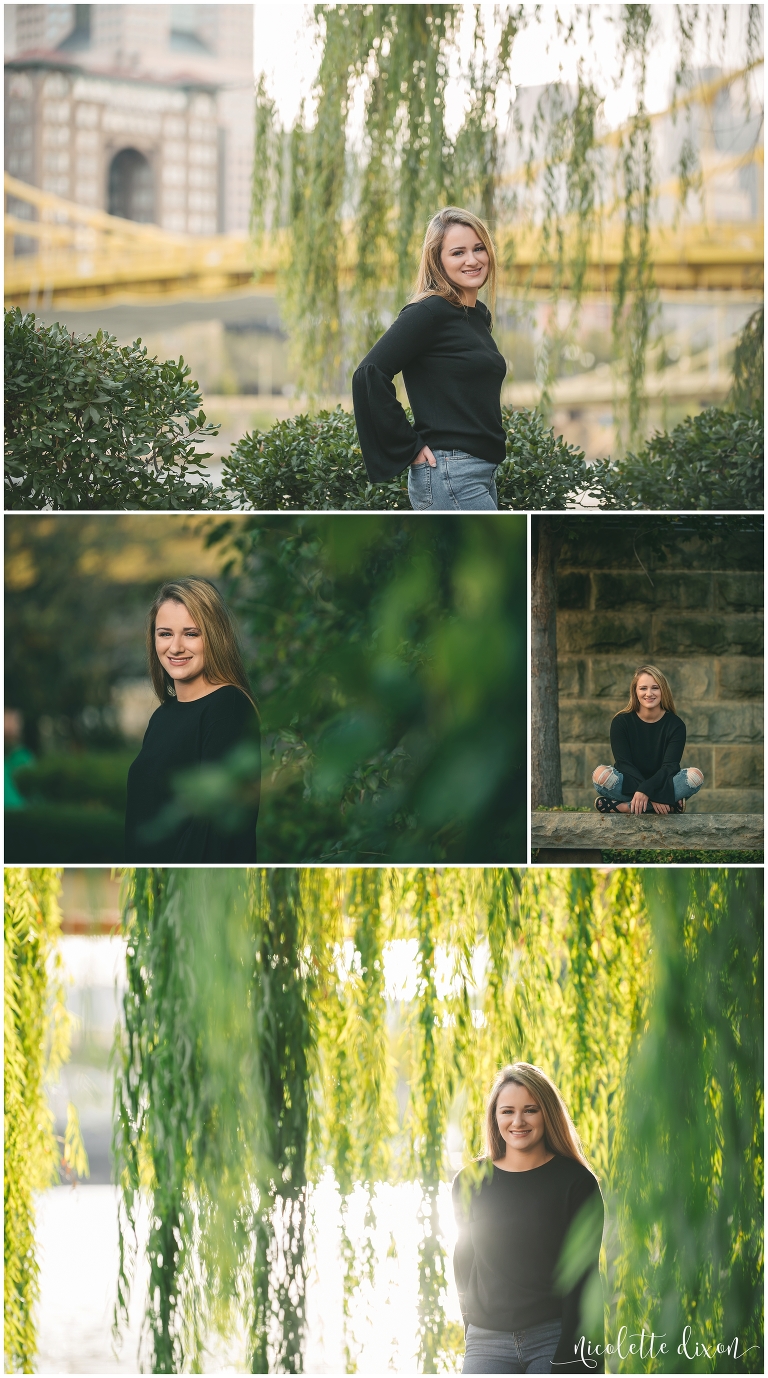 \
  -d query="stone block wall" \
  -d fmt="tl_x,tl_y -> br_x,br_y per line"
555,523 -> 764,813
